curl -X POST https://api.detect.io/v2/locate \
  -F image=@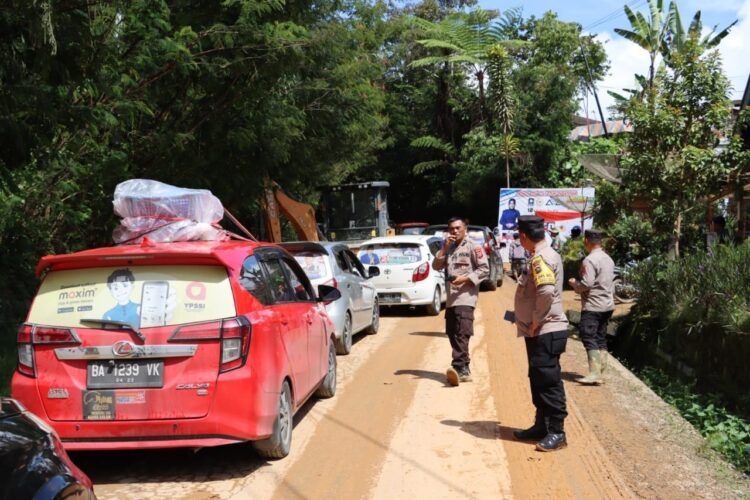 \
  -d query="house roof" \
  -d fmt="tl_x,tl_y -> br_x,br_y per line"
569,120 -> 633,141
